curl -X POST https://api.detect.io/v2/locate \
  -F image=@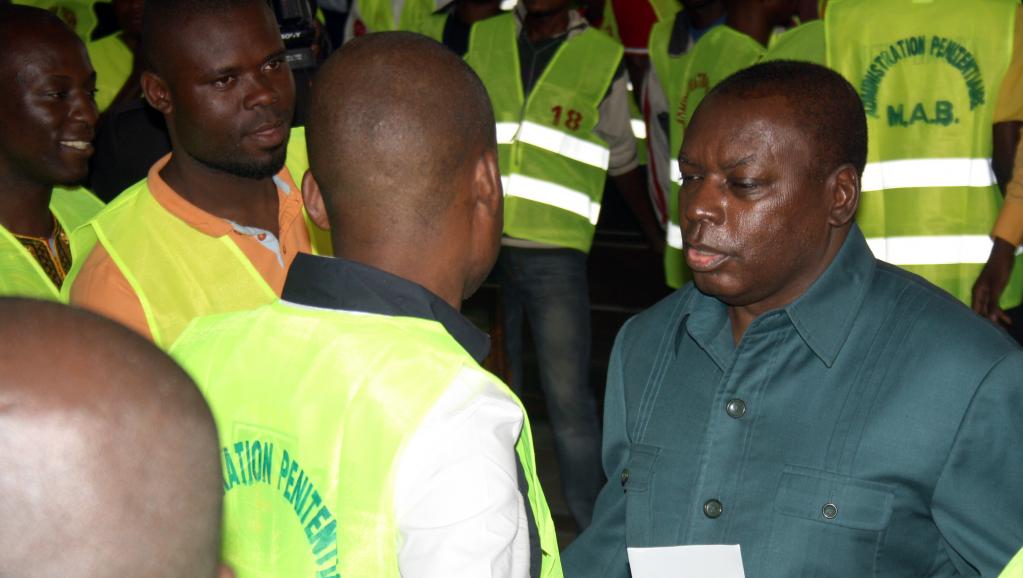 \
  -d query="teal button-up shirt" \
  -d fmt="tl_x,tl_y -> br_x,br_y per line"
565,226 -> 1023,577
